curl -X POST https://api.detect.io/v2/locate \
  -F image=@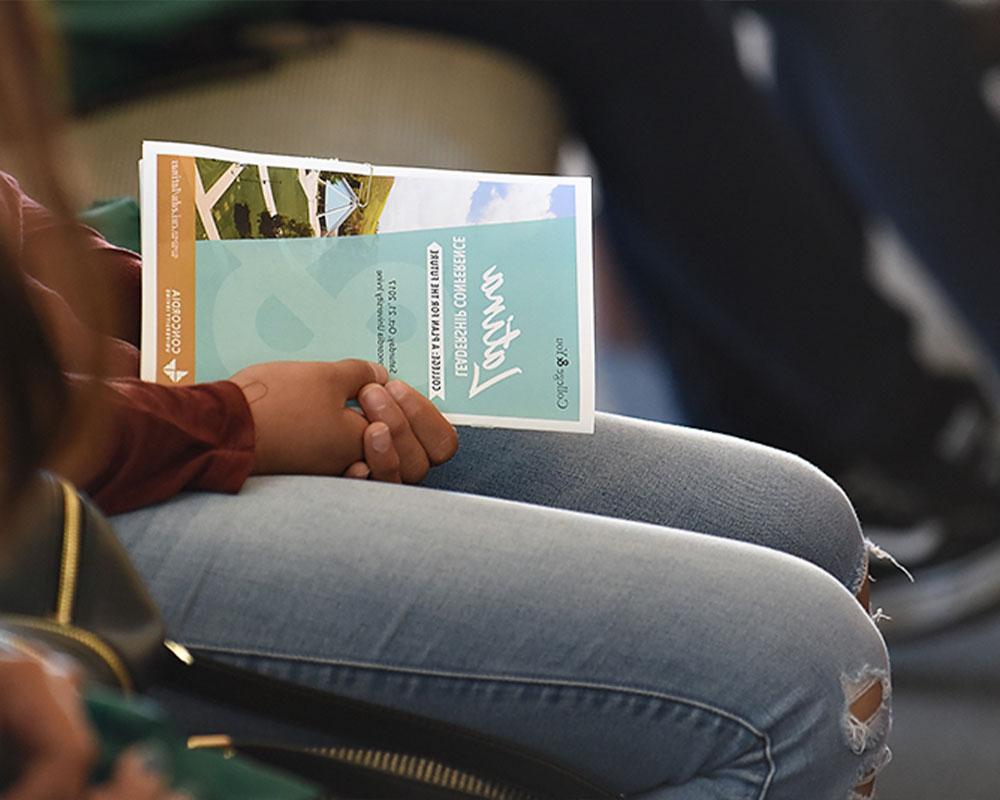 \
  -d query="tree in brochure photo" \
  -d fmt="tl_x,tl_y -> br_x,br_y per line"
140,142 -> 594,432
